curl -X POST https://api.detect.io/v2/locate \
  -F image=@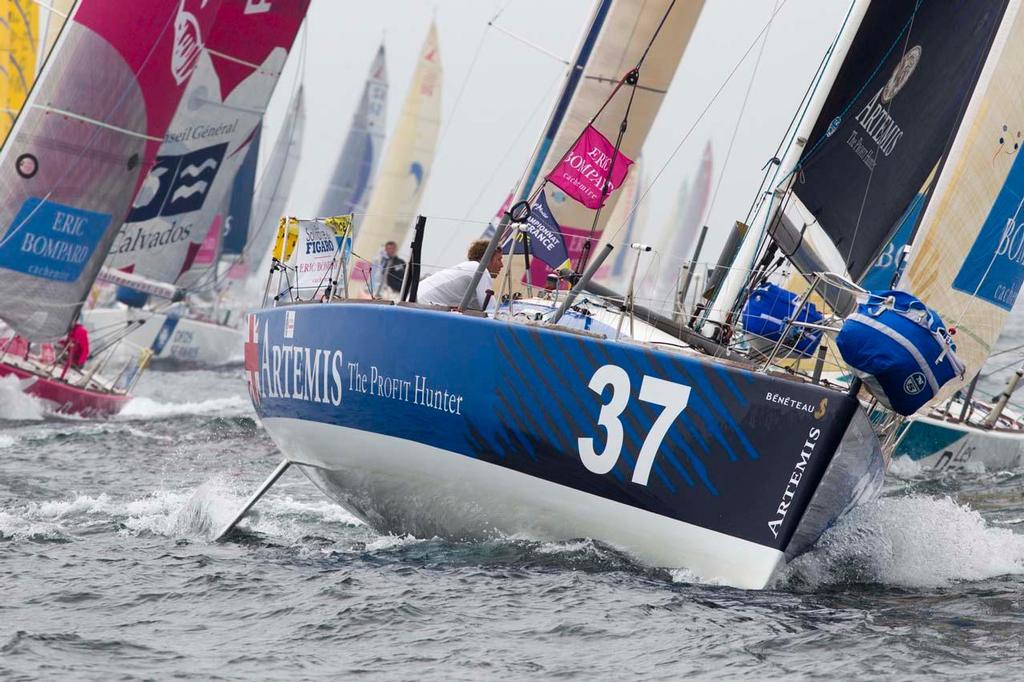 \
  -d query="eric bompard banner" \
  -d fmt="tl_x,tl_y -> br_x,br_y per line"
548,125 -> 633,209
